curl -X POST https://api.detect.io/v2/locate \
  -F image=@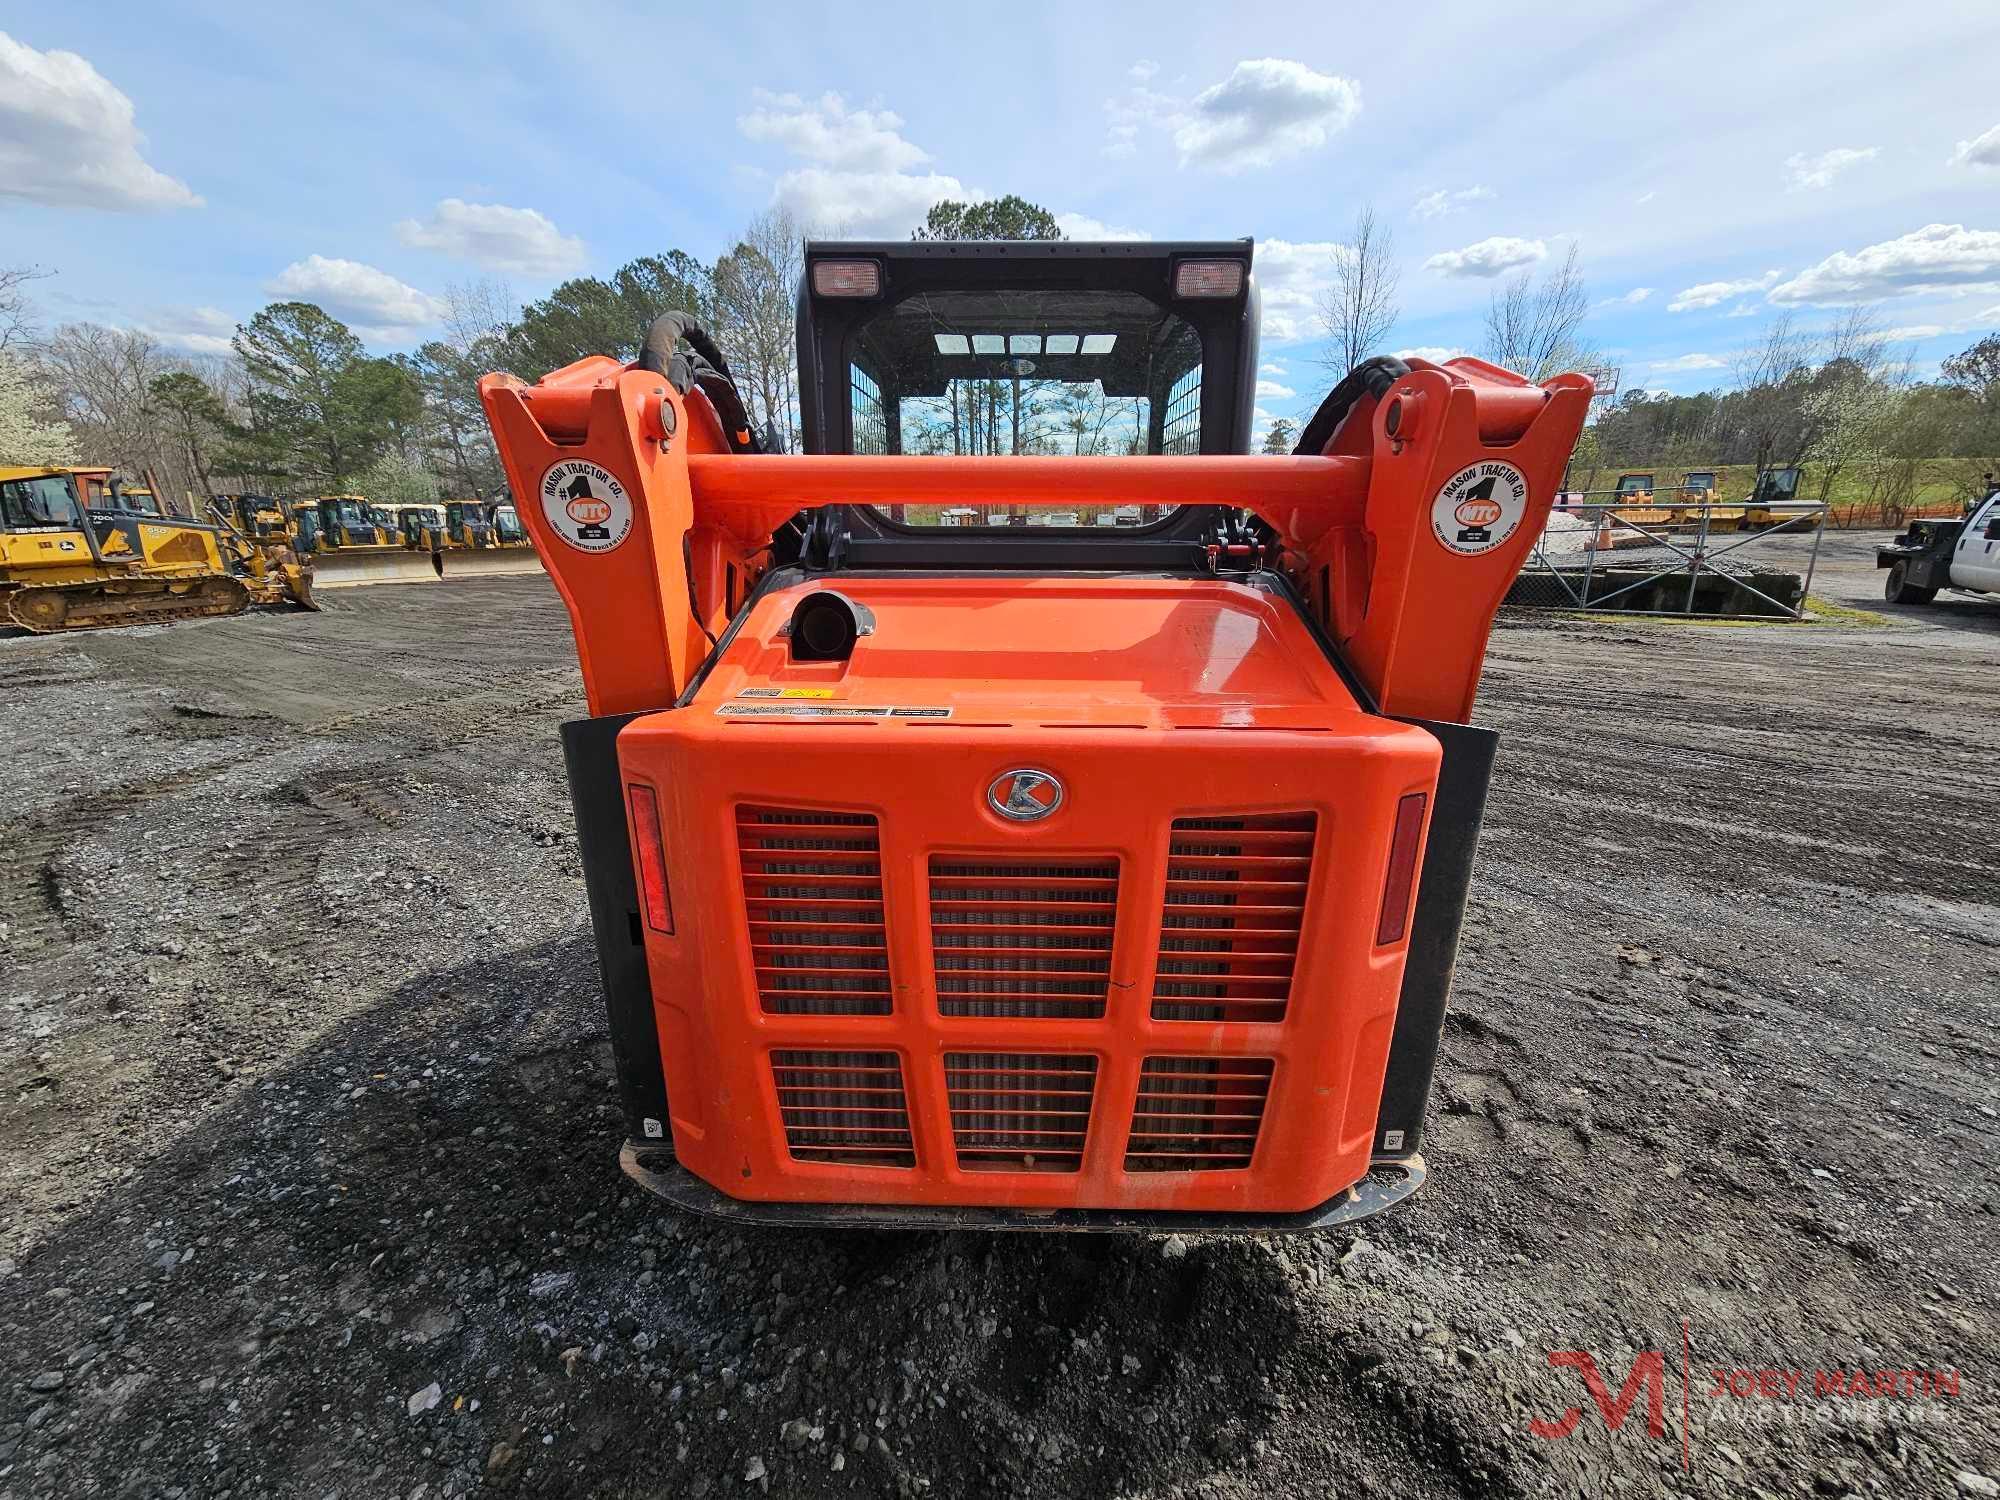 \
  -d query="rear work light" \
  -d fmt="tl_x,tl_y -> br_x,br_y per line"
811,260 -> 882,298
628,783 -> 674,933
1375,792 -> 1428,945
1173,259 -> 1245,298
